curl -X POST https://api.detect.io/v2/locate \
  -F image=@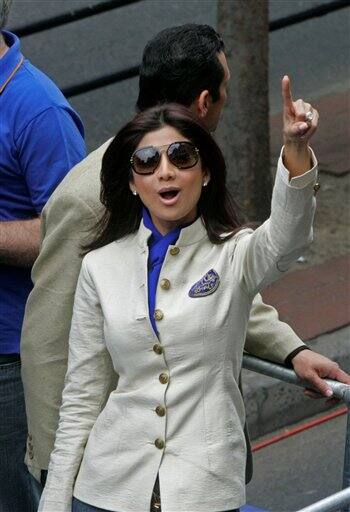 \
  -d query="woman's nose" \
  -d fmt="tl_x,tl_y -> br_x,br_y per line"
157,153 -> 176,179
